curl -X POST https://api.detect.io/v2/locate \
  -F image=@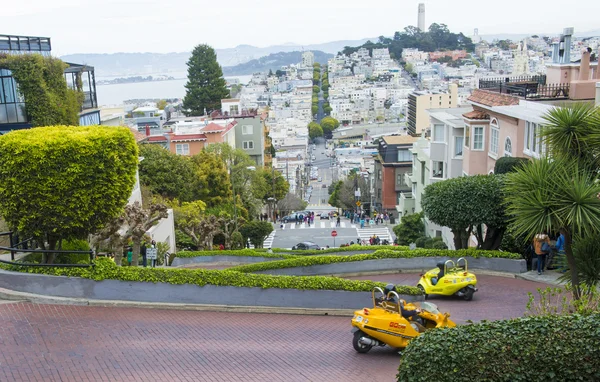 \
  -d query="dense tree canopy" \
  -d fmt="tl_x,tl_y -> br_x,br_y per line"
138,144 -> 197,202
183,44 -> 229,116
422,175 -> 507,250
341,23 -> 475,60
308,122 -> 324,140
320,116 -> 340,138
191,150 -> 232,207
393,212 -> 425,245
0,126 -> 138,263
